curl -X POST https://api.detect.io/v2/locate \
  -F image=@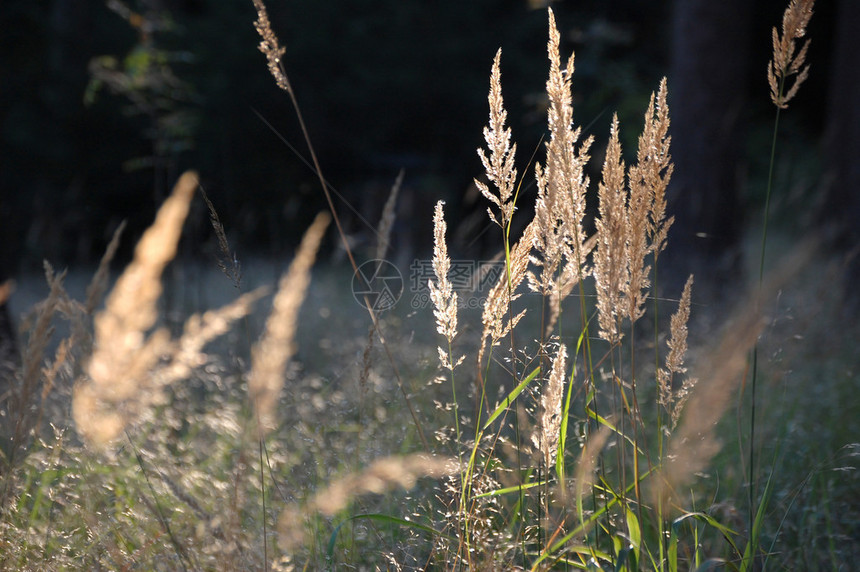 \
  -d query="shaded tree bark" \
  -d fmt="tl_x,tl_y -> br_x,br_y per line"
821,0 -> 860,310
665,0 -> 753,292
